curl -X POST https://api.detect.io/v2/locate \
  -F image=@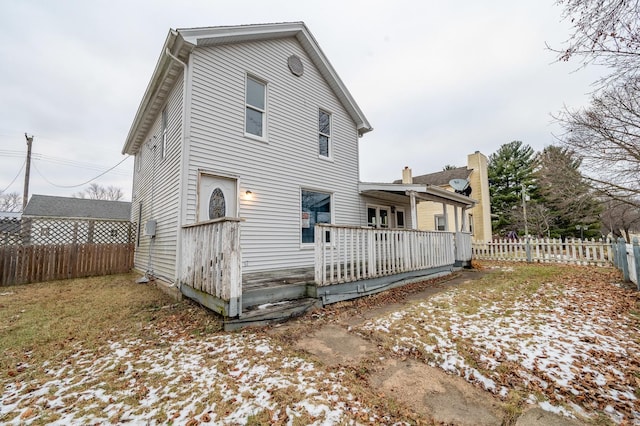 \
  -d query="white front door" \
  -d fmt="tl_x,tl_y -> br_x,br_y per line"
198,174 -> 238,221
